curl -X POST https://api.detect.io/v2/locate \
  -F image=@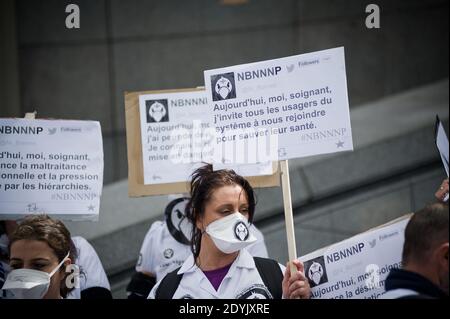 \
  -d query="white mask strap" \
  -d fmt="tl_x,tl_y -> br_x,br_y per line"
49,251 -> 70,277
